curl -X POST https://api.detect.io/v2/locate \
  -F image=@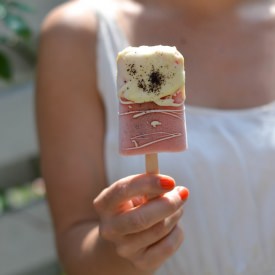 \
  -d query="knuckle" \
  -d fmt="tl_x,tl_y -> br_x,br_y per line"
116,244 -> 129,258
93,197 -> 103,212
93,189 -> 109,212
99,223 -> 115,241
